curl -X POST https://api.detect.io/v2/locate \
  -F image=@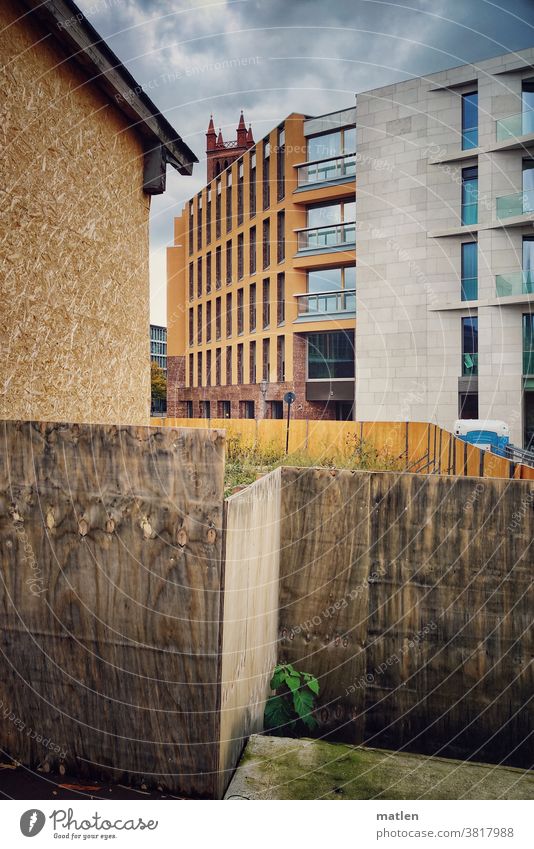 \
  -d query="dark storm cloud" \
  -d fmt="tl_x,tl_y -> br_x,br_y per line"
77,0 -> 534,322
